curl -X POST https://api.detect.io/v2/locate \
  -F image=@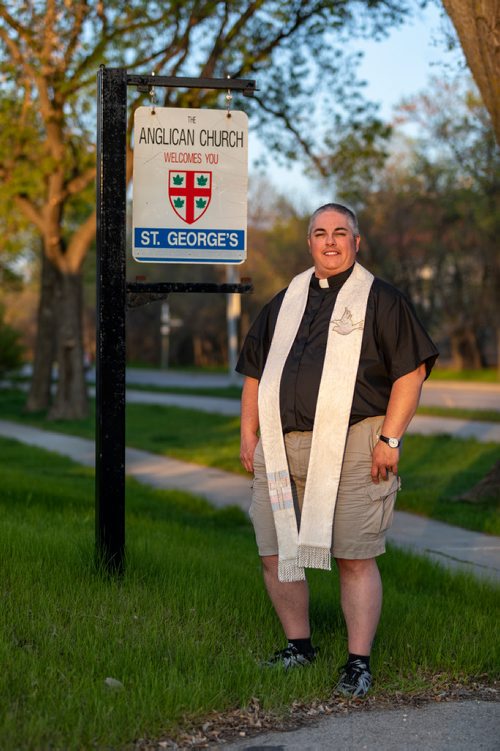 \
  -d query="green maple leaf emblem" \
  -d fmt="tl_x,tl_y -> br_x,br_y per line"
172,175 -> 184,185
173,197 -> 184,208
196,198 -> 207,209
197,175 -> 208,186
